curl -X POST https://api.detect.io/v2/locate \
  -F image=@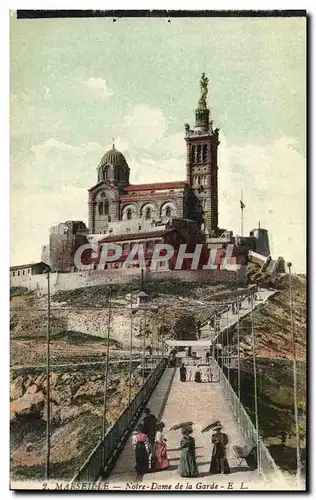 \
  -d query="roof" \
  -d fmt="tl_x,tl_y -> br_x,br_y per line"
97,229 -> 175,244
10,261 -> 50,271
126,181 -> 187,192
165,340 -> 215,347
98,146 -> 129,169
